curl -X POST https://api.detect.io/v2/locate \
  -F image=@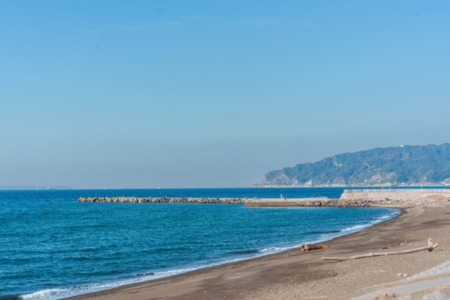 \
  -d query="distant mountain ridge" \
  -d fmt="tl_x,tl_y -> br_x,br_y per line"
260,144 -> 450,187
